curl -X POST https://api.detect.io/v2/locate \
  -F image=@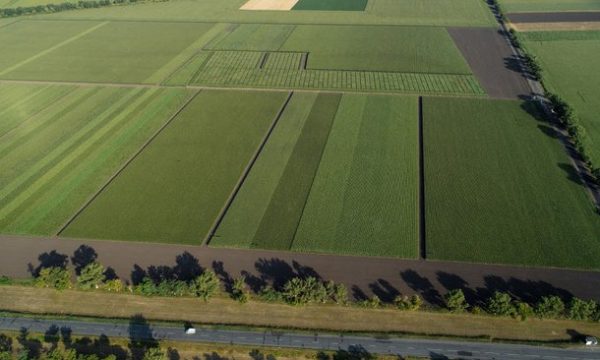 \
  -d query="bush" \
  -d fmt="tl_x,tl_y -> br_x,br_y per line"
35,267 -> 71,290
487,291 -> 515,317
259,285 -> 282,302
76,262 -> 106,290
325,280 -> 348,305
357,295 -> 381,309
190,270 -> 220,301
104,279 -> 125,293
394,294 -> 423,311
231,276 -> 249,303
135,277 -> 158,296
444,289 -> 468,312
568,298 -> 597,321
143,348 -> 166,360
516,301 -> 534,321
535,295 -> 565,318
282,277 -> 327,305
